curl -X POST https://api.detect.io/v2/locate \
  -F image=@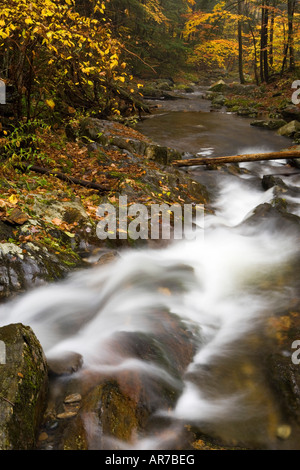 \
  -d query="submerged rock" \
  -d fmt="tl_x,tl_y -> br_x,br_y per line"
47,351 -> 83,376
41,311 -> 197,450
0,323 -> 48,450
